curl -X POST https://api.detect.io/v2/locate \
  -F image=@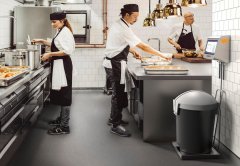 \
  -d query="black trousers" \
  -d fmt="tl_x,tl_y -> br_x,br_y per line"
110,81 -> 128,127
104,67 -> 113,91
60,106 -> 70,127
